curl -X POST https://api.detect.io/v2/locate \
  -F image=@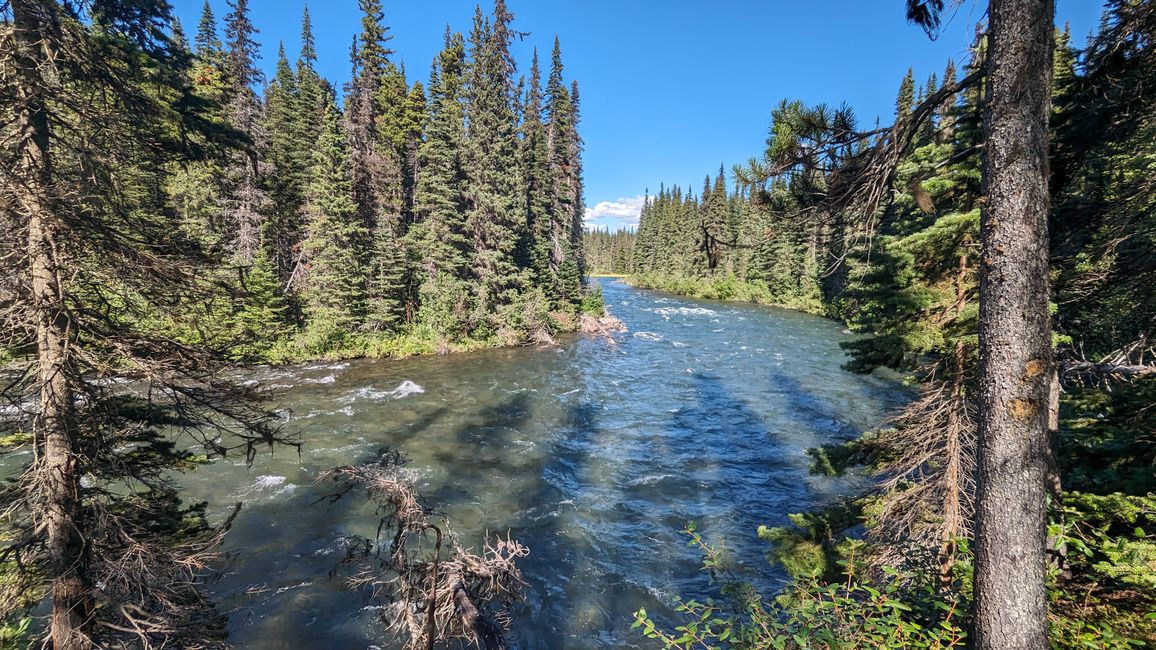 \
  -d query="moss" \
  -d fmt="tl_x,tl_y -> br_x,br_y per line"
0,431 -> 32,449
